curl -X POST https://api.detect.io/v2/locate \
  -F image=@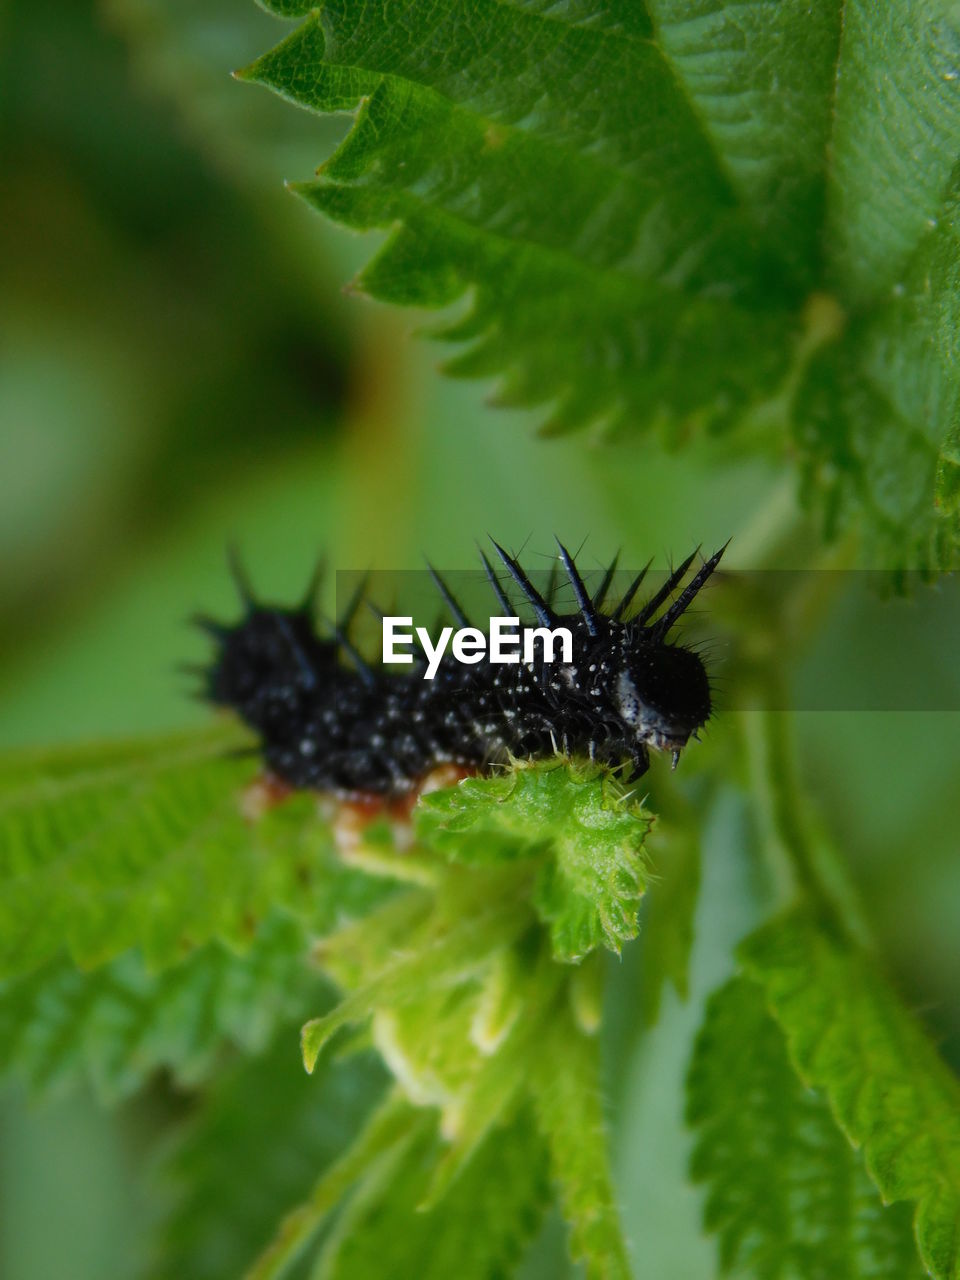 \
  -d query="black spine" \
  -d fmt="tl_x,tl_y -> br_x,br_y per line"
199,540 -> 725,797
